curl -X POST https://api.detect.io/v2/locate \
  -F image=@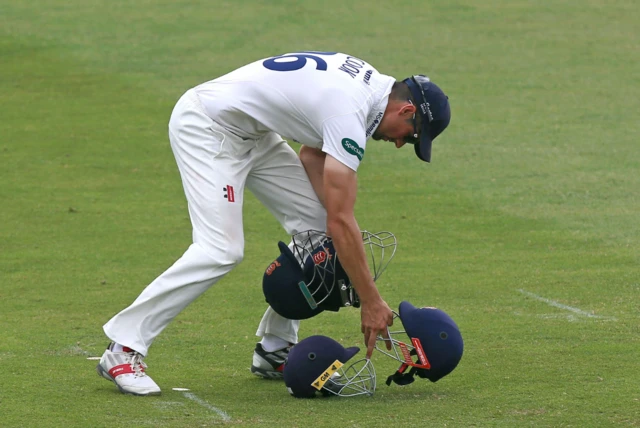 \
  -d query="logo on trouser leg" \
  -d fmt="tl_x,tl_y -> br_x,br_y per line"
223,185 -> 235,202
